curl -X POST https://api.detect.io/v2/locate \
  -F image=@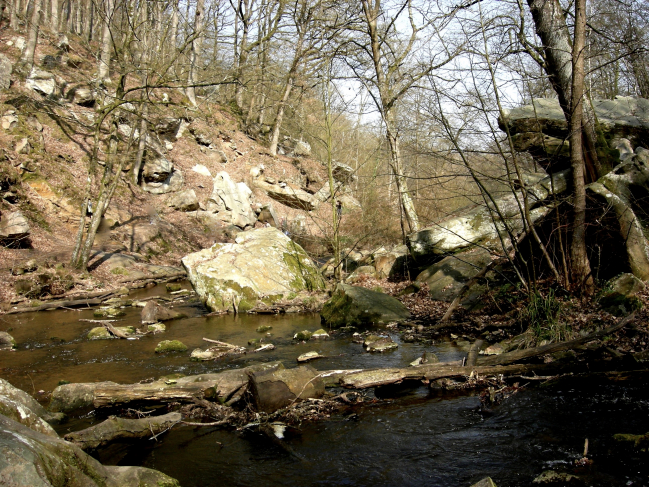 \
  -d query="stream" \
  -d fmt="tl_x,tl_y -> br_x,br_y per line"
1,284 -> 648,486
